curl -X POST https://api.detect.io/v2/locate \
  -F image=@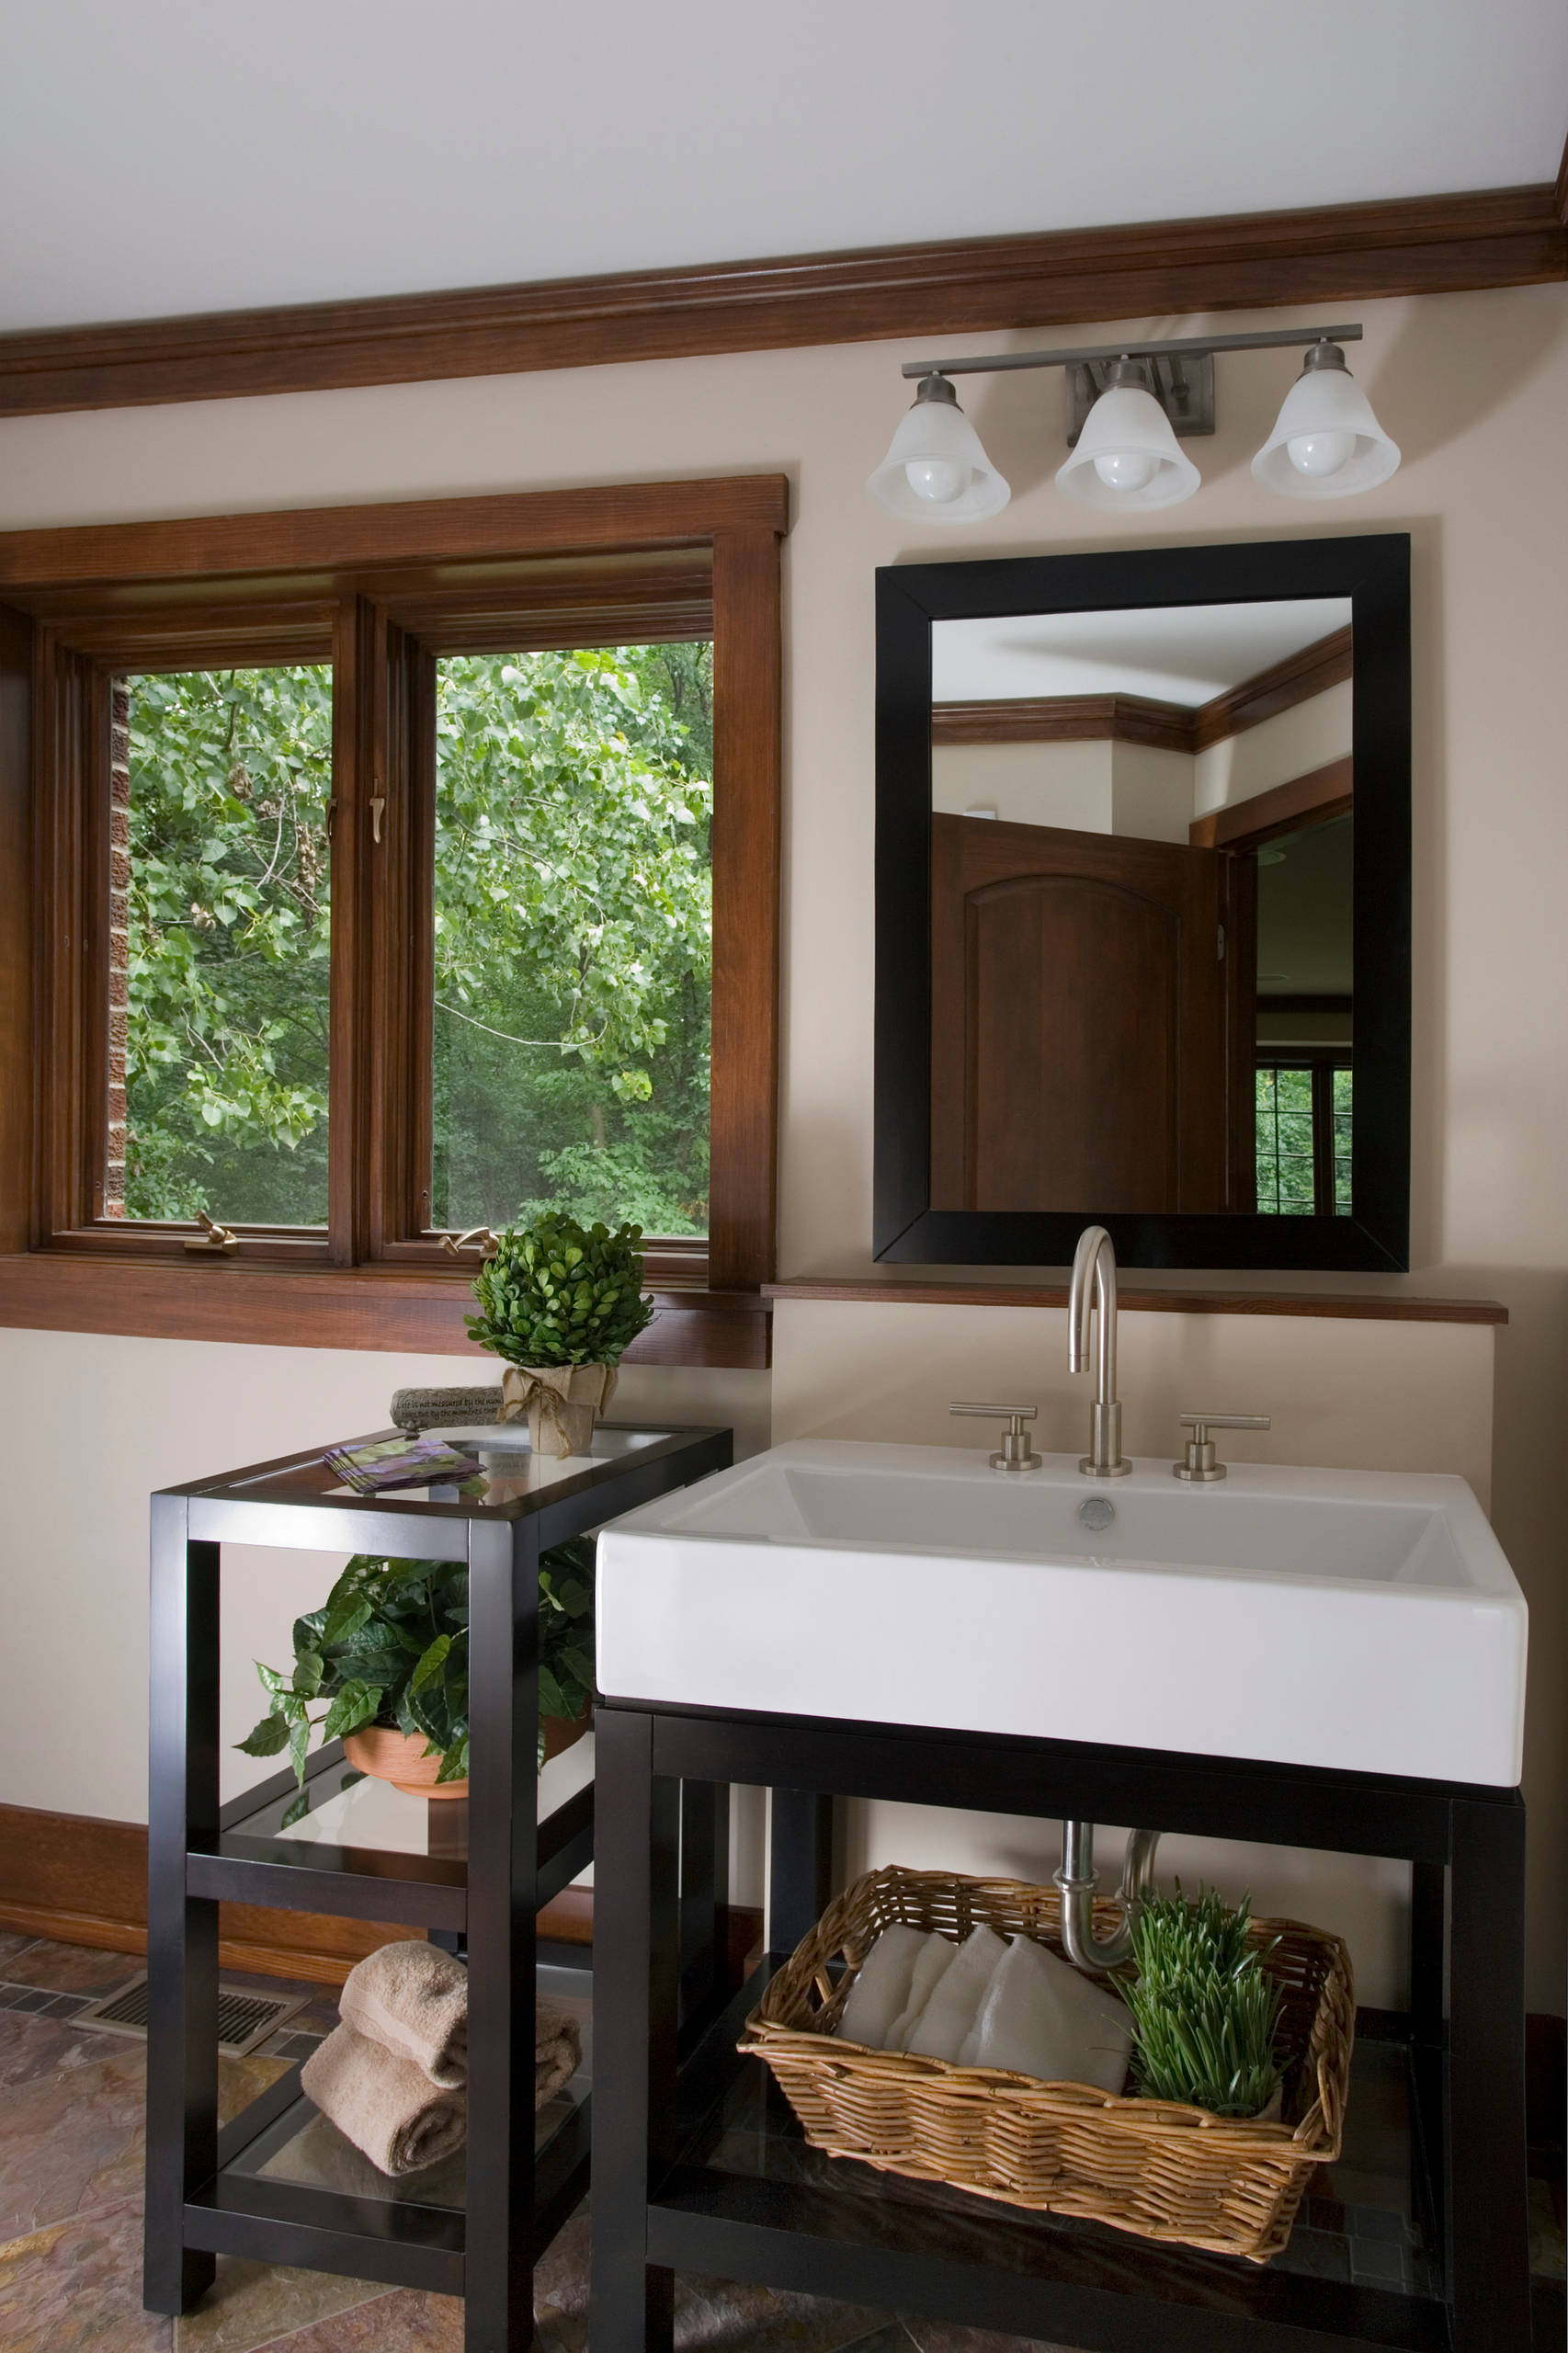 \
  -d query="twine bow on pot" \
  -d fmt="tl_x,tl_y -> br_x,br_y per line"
500,1362 -> 618,1461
